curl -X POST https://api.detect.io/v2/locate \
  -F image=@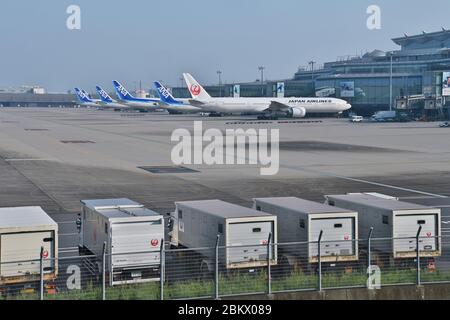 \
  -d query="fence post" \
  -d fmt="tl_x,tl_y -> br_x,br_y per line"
367,227 -> 374,289
102,241 -> 106,300
39,246 -> 44,301
214,234 -> 220,300
317,230 -> 323,292
267,232 -> 272,295
416,226 -> 422,286
160,238 -> 165,300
